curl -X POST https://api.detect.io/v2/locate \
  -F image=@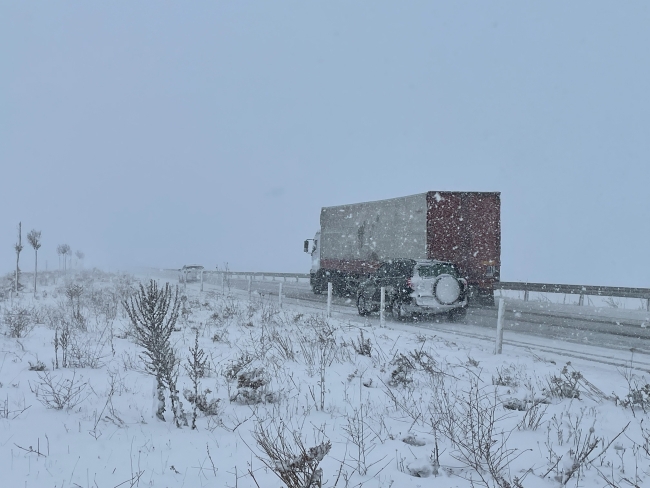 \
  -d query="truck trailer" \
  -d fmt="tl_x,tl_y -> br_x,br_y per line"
304,191 -> 500,305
